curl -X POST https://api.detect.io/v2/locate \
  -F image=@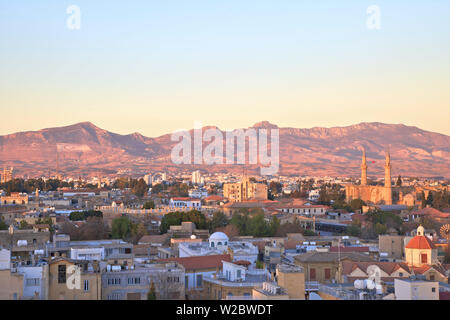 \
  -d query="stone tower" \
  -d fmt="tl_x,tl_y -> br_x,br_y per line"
384,148 -> 393,205
361,148 -> 368,186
